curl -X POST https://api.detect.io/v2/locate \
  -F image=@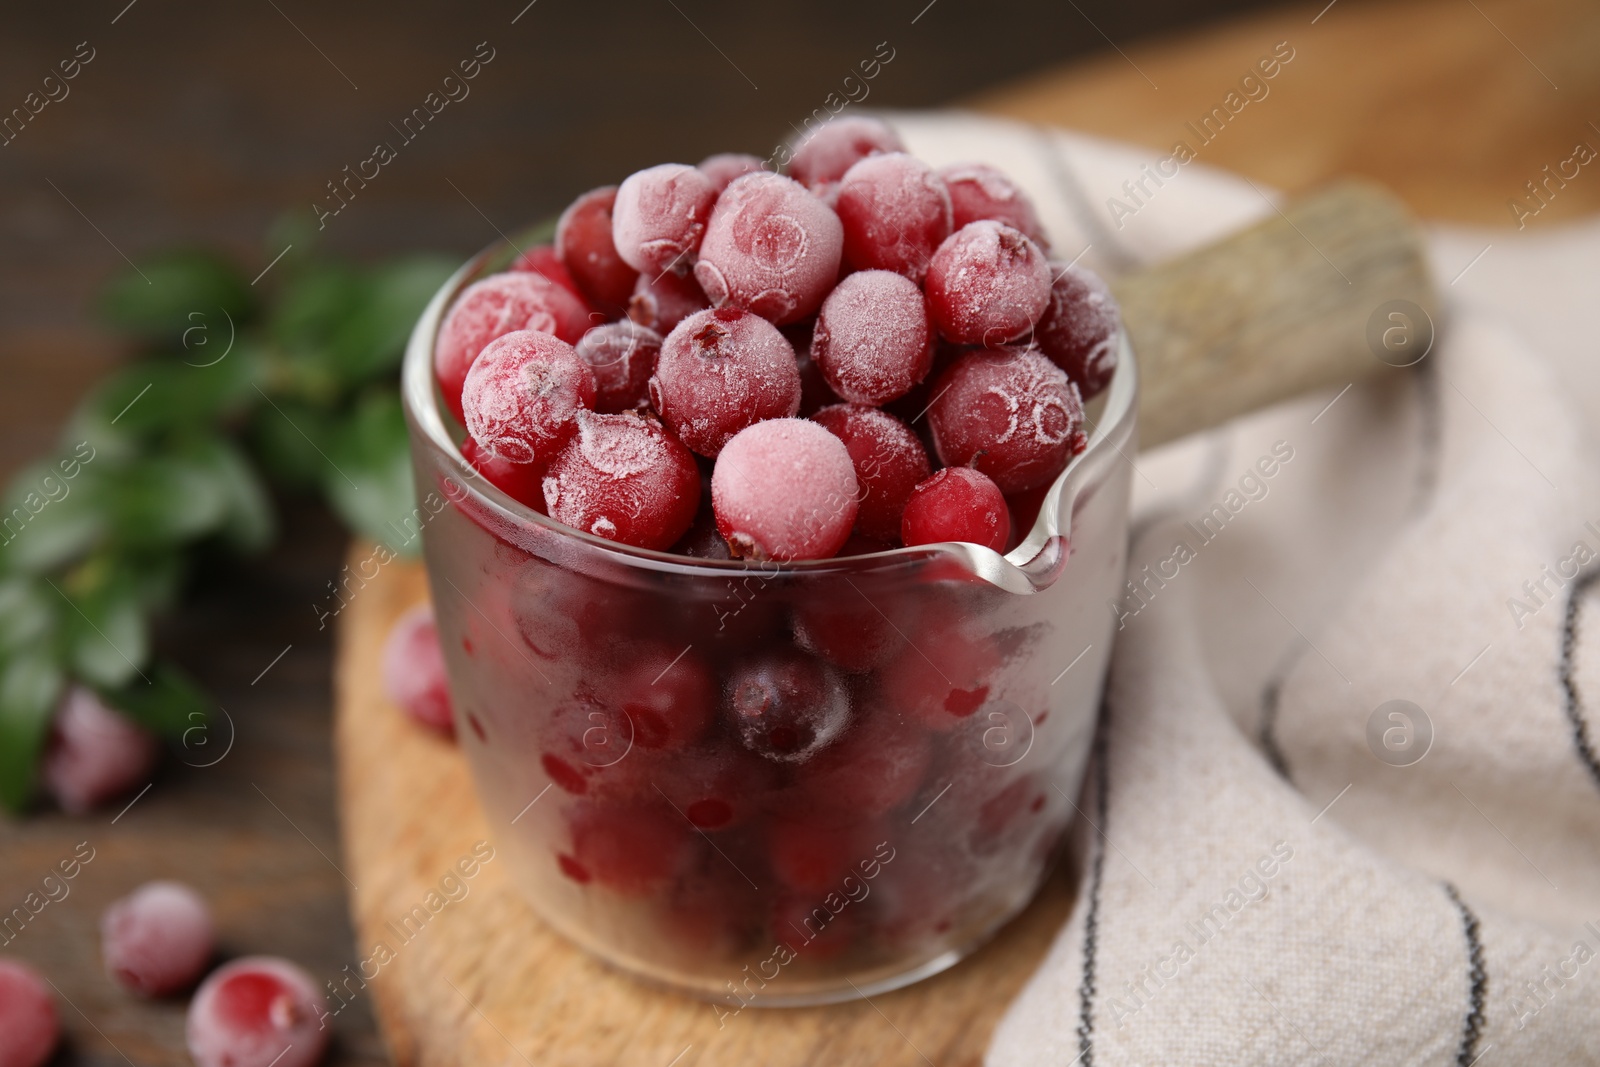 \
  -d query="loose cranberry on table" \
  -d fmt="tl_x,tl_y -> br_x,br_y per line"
698,151 -> 765,191
693,171 -> 843,325
574,320 -> 662,413
712,418 -> 858,561
461,329 -> 597,467
834,152 -> 952,281
381,603 -> 455,735
460,435 -> 545,509
434,271 -> 591,422
542,412 -> 701,550
186,957 -> 329,1067
649,307 -> 801,457
611,163 -> 719,276
101,880 -> 215,997
927,347 -> 1086,494
1034,262 -> 1121,399
43,686 -> 158,814
925,220 -> 1052,347
938,162 -> 1049,248
787,115 -> 905,189
627,268 -> 709,334
811,269 -> 935,406
0,959 -> 58,1067
555,185 -> 639,313
902,467 -> 1011,552
724,649 -> 851,763
811,403 -> 931,544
